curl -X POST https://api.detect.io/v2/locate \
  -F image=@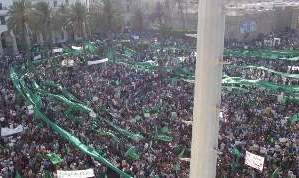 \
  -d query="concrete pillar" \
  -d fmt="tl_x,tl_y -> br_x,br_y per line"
189,0 -> 225,177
